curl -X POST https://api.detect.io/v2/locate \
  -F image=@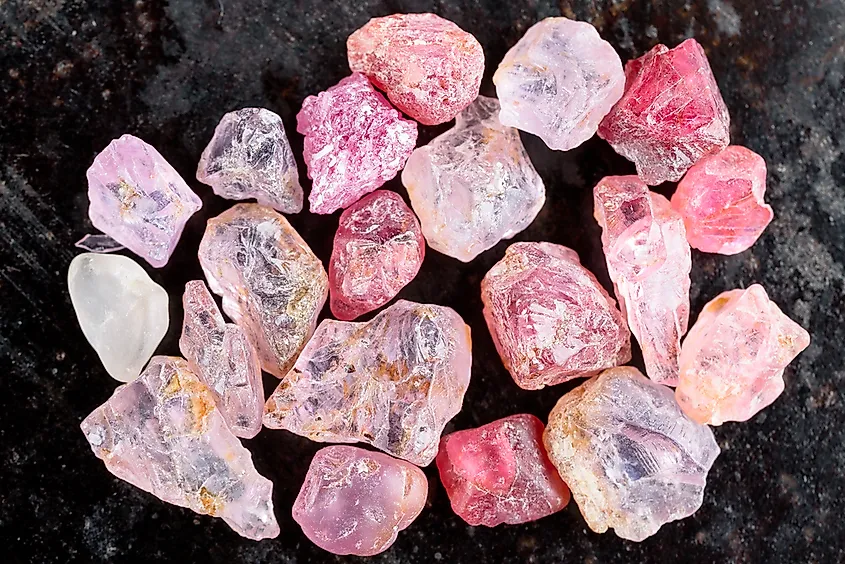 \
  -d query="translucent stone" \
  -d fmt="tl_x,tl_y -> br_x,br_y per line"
75,233 -> 125,253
